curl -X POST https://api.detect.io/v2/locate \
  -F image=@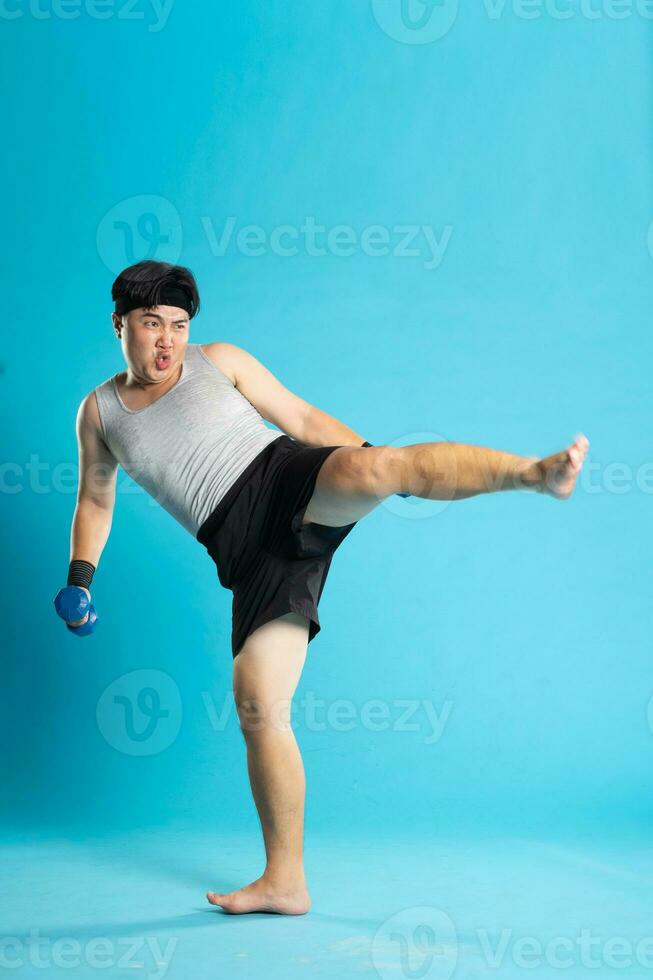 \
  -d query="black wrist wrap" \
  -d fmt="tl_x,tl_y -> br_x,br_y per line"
67,560 -> 96,590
